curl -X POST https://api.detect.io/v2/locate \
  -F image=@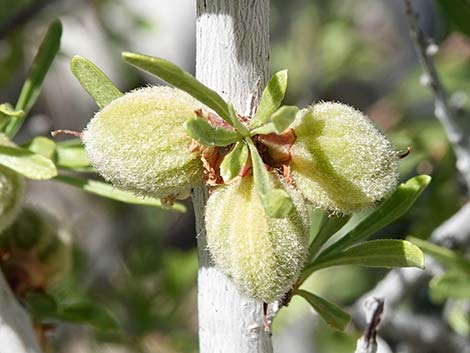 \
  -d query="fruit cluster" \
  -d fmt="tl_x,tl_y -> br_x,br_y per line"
83,75 -> 399,303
